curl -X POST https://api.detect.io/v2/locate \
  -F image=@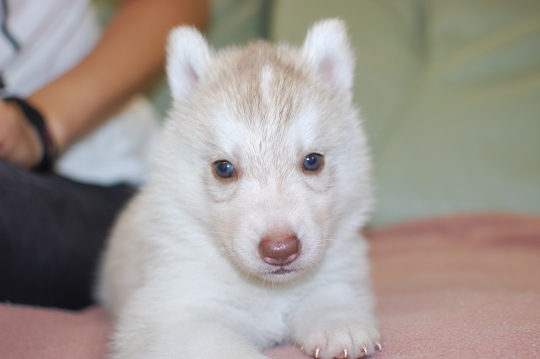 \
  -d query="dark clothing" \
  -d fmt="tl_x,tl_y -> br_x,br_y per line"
0,160 -> 134,310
